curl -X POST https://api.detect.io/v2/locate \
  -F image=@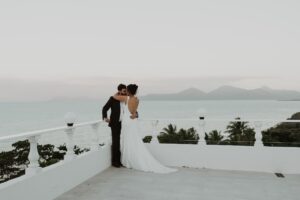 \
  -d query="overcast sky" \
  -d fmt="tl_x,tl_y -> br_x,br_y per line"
0,0 -> 299,101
